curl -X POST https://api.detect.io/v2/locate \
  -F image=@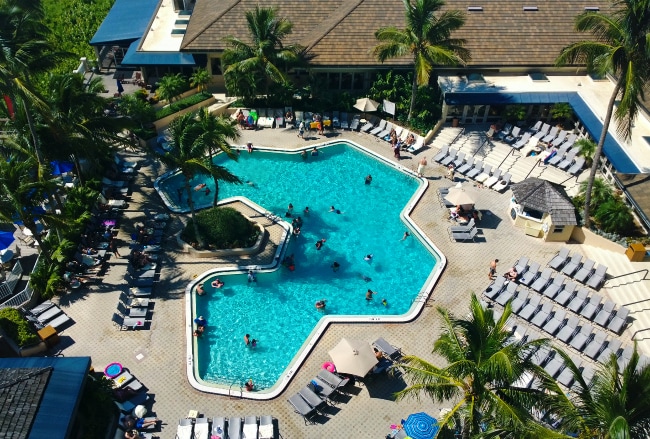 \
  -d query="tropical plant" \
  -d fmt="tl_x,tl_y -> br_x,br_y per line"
595,197 -> 634,235
0,308 -> 39,347
181,206 -> 259,249
550,103 -> 573,126
190,67 -> 211,93
118,93 -> 156,128
543,345 -> 650,438
221,6 -> 304,96
196,108 -> 240,206
155,112 -> 241,248
575,138 -> 597,167
156,73 -> 187,103
504,105 -> 526,122
555,0 -> 650,228
395,295 -> 555,438
577,177 -> 613,208
373,0 -> 470,120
